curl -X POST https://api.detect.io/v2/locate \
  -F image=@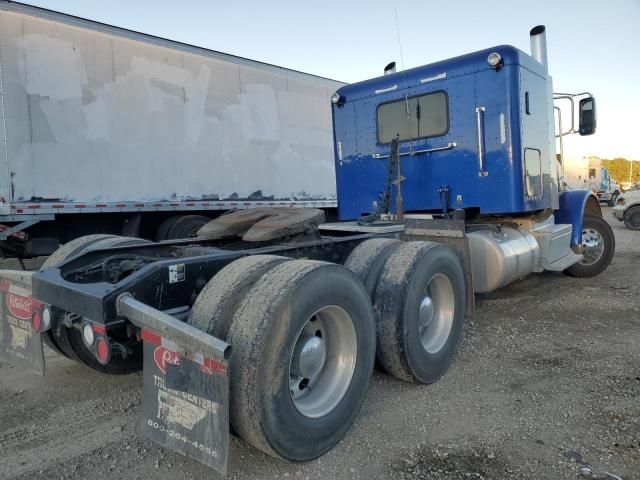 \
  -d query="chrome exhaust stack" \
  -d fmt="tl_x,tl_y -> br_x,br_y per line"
530,25 -> 548,70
